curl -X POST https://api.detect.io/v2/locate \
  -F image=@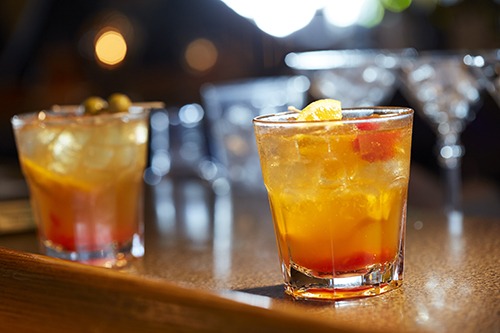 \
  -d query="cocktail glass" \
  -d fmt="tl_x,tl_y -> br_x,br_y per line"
399,52 -> 481,221
463,49 -> 500,107
285,49 -> 415,107
11,105 -> 150,268
253,107 -> 413,300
